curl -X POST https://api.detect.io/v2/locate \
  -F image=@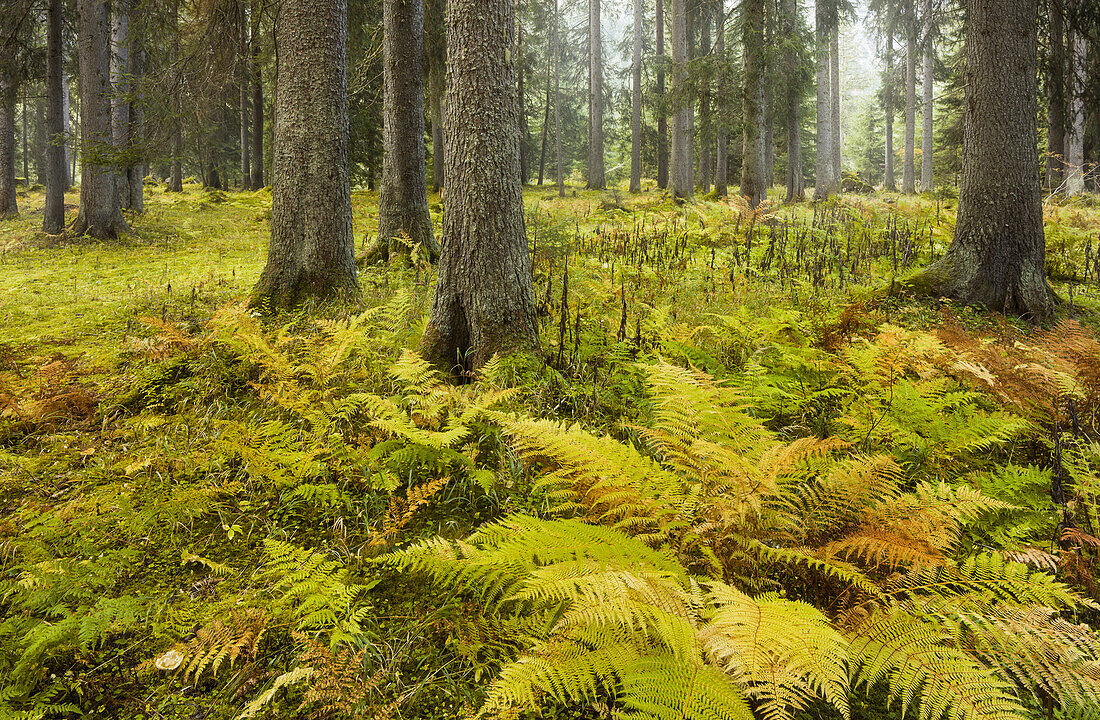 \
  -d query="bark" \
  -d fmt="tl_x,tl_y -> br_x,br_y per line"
72,0 -> 127,239
537,8 -> 551,186
250,0 -> 264,190
902,0 -> 916,193
127,16 -> 144,214
239,2 -> 251,190
919,0 -> 933,191
814,0 -> 834,198
421,0 -> 539,370
111,0 -> 131,208
715,0 -> 727,198
167,0 -> 182,192
782,0 -> 802,201
630,0 -> 642,192
697,1 -> 711,193
553,0 -> 563,197
371,0 -> 438,264
741,0 -> 766,207
252,0 -> 357,310
587,0 -> 605,189
670,0 -> 692,199
884,28 -> 895,190
429,59 -> 445,192
0,71 -> 17,220
830,26 -> 840,182
1046,0 -> 1065,189
911,0 -> 1053,321
44,0 -> 65,233
1064,20 -> 1085,194
62,71 -> 71,189
764,1 -> 775,188
656,0 -> 668,189
518,18 -> 529,184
